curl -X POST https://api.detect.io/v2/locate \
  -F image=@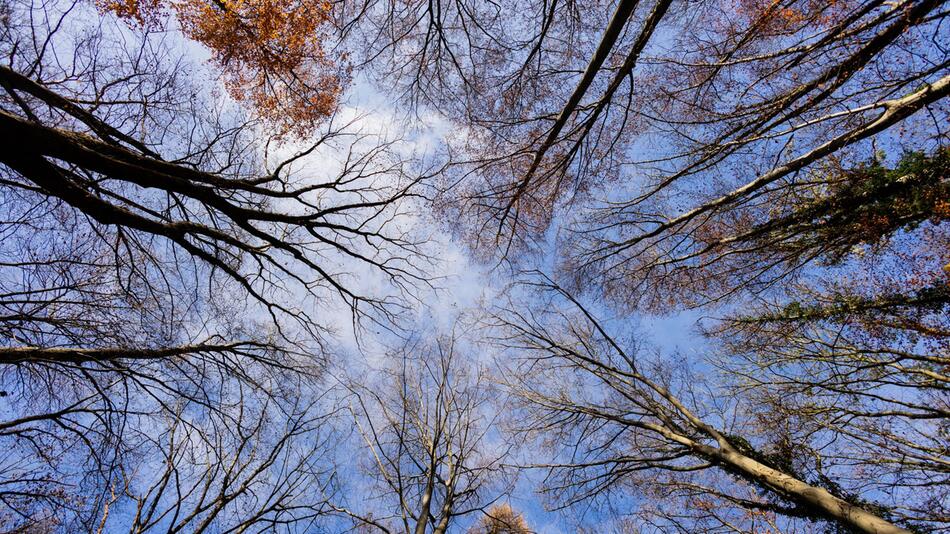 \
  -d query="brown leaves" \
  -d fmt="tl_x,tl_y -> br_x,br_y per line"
468,503 -> 531,534
99,0 -> 342,139
733,0 -> 850,36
